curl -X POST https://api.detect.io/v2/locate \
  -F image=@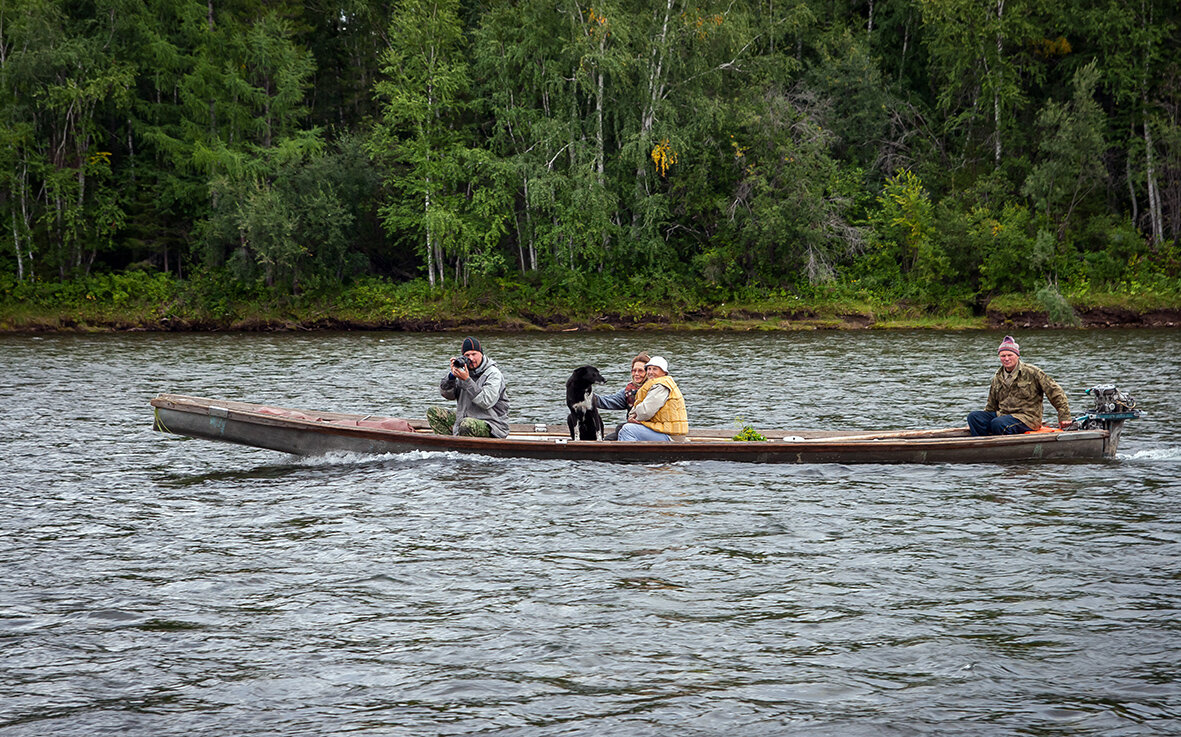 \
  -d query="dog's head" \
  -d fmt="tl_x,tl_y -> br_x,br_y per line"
567,365 -> 606,387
